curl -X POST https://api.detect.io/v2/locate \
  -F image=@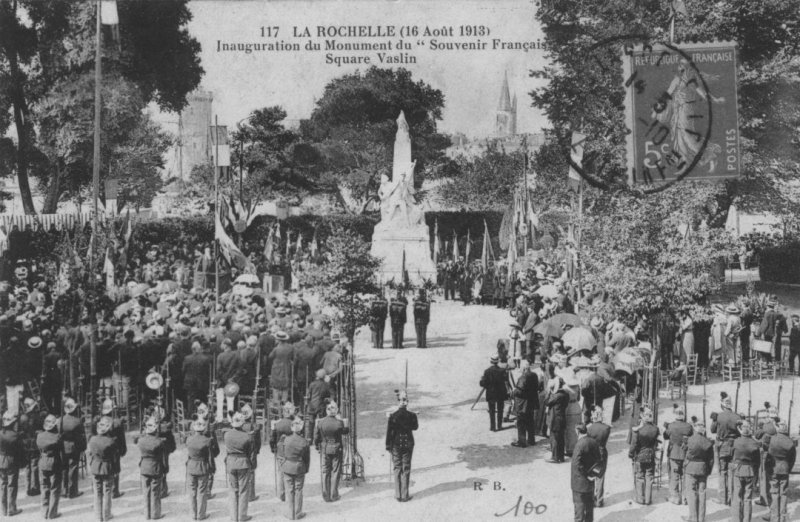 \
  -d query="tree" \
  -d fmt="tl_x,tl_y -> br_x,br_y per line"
442,146 -> 527,210
300,67 -> 450,212
297,227 -> 381,343
0,0 -> 203,213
